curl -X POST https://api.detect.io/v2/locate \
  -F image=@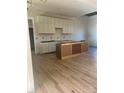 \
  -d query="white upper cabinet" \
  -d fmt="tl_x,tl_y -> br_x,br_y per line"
57,19 -> 63,28
63,22 -> 68,33
38,22 -> 45,33
48,23 -> 55,33
62,20 -> 74,34
54,18 -> 60,28
69,21 -> 74,33
39,16 -> 52,23
61,19 -> 65,28
51,23 -> 55,33
47,17 -> 51,23
39,16 -> 47,23
38,22 -> 55,34
37,16 -> 74,34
